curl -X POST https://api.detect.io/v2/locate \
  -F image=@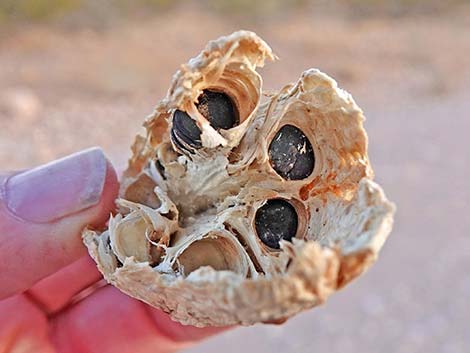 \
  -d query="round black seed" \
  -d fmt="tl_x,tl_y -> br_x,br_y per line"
268,124 -> 315,180
172,109 -> 202,149
254,199 -> 298,249
196,90 -> 239,130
